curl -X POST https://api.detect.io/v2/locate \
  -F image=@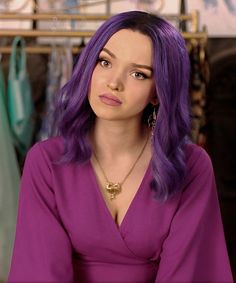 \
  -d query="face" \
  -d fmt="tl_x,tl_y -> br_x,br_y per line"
88,29 -> 156,123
